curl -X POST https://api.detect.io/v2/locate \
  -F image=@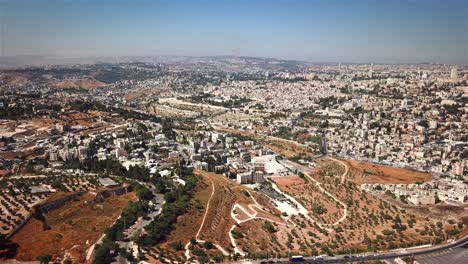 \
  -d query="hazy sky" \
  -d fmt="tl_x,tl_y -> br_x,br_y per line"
1,0 -> 467,64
